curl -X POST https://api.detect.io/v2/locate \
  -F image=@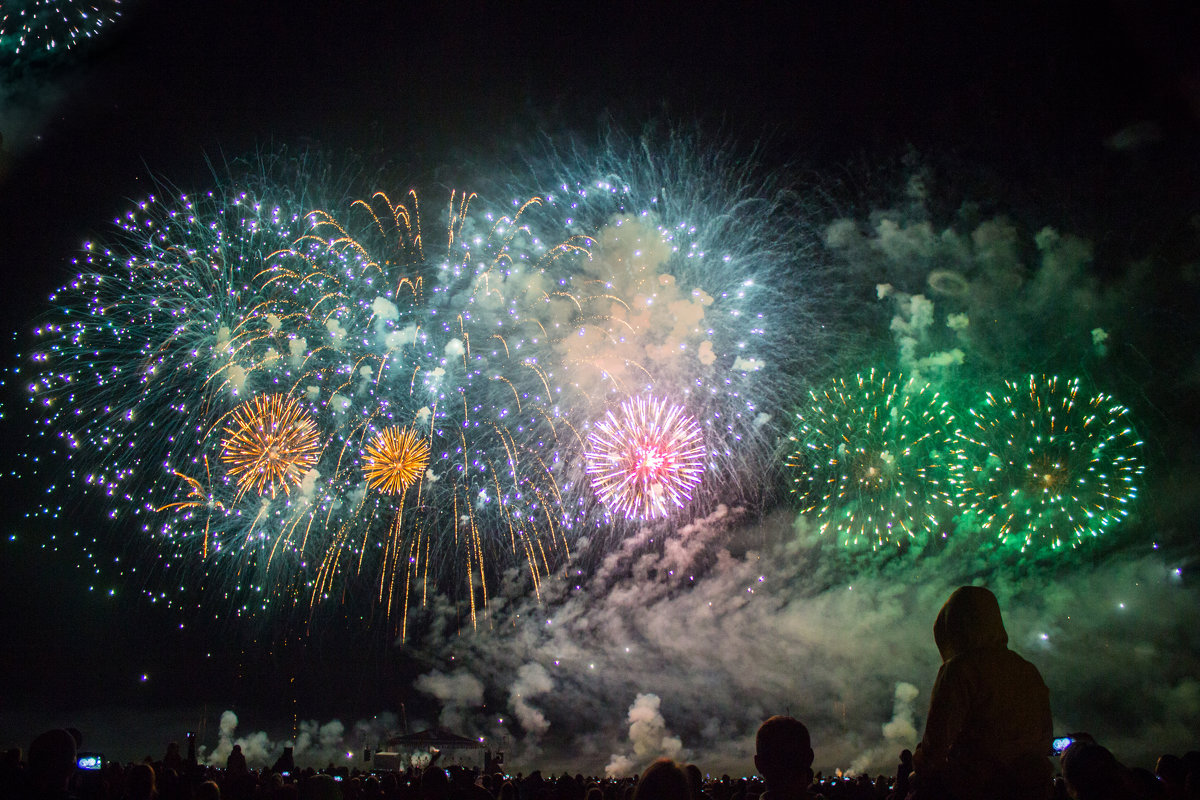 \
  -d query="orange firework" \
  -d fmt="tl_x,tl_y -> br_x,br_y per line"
363,426 -> 430,494
220,394 -> 322,498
